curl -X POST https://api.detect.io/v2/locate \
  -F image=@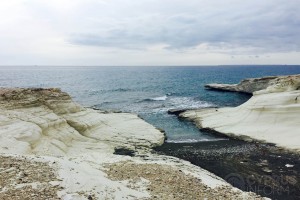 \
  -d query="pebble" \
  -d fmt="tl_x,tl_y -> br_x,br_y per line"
0,155 -> 61,200
106,161 -> 264,200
